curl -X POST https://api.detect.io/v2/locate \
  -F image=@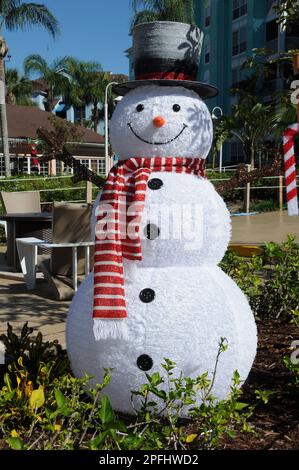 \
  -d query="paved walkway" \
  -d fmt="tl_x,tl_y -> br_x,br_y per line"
0,211 -> 298,348
0,277 -> 69,347
231,211 -> 299,244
